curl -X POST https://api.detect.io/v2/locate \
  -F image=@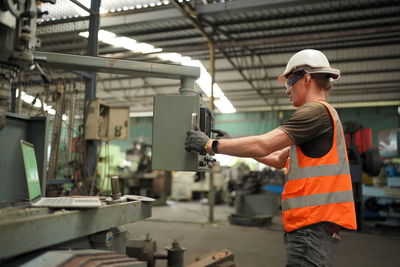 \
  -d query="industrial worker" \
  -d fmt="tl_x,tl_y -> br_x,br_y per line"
185,49 -> 357,267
